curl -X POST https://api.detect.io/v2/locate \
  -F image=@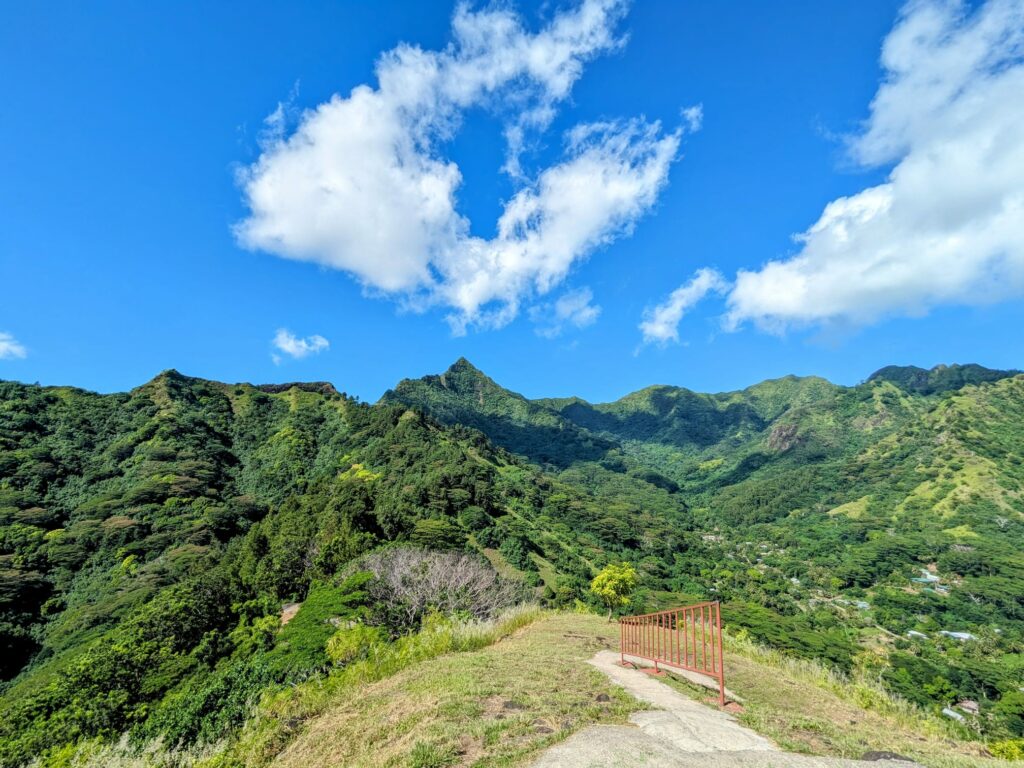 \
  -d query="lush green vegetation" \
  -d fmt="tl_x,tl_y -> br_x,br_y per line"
1,360 -> 1022,765
389,359 -> 1024,739
590,562 -> 638,618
